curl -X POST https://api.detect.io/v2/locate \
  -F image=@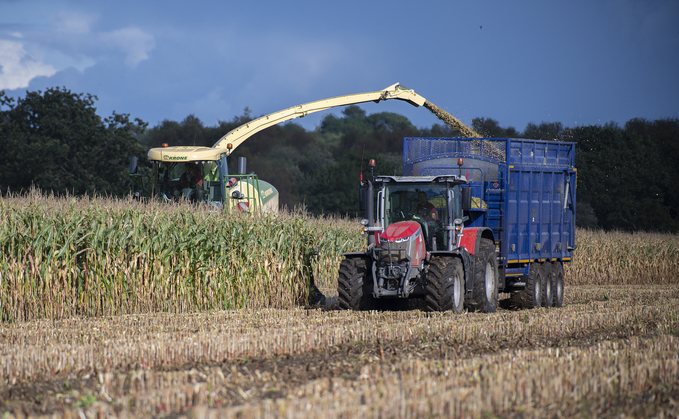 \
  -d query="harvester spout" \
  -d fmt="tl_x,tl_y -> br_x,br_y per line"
378,83 -> 427,107
213,83 -> 426,154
